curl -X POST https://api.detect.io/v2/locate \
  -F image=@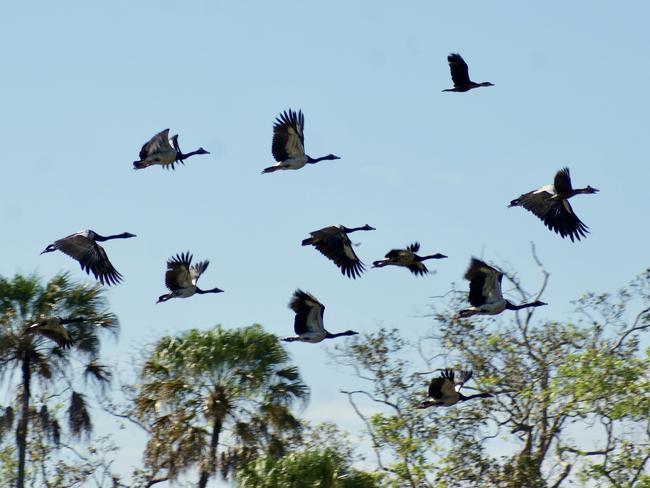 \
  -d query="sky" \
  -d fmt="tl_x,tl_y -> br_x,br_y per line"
1,1 -> 649,486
